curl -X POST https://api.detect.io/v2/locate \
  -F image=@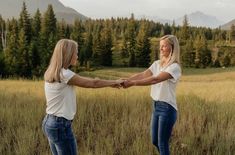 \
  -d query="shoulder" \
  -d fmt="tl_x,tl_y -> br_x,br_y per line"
165,63 -> 182,81
154,60 -> 160,65
168,63 -> 181,70
62,68 -> 75,75
61,68 -> 76,83
150,60 -> 160,67
165,63 -> 182,75
149,60 -> 159,71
